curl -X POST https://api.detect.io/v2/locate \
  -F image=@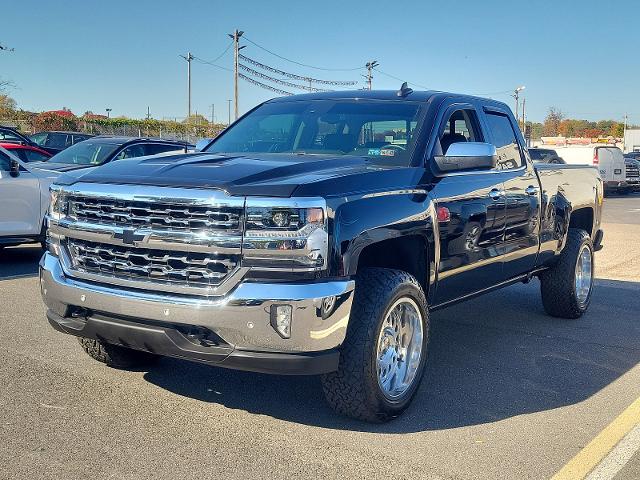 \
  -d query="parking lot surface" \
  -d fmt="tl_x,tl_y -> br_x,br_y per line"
1,194 -> 639,479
